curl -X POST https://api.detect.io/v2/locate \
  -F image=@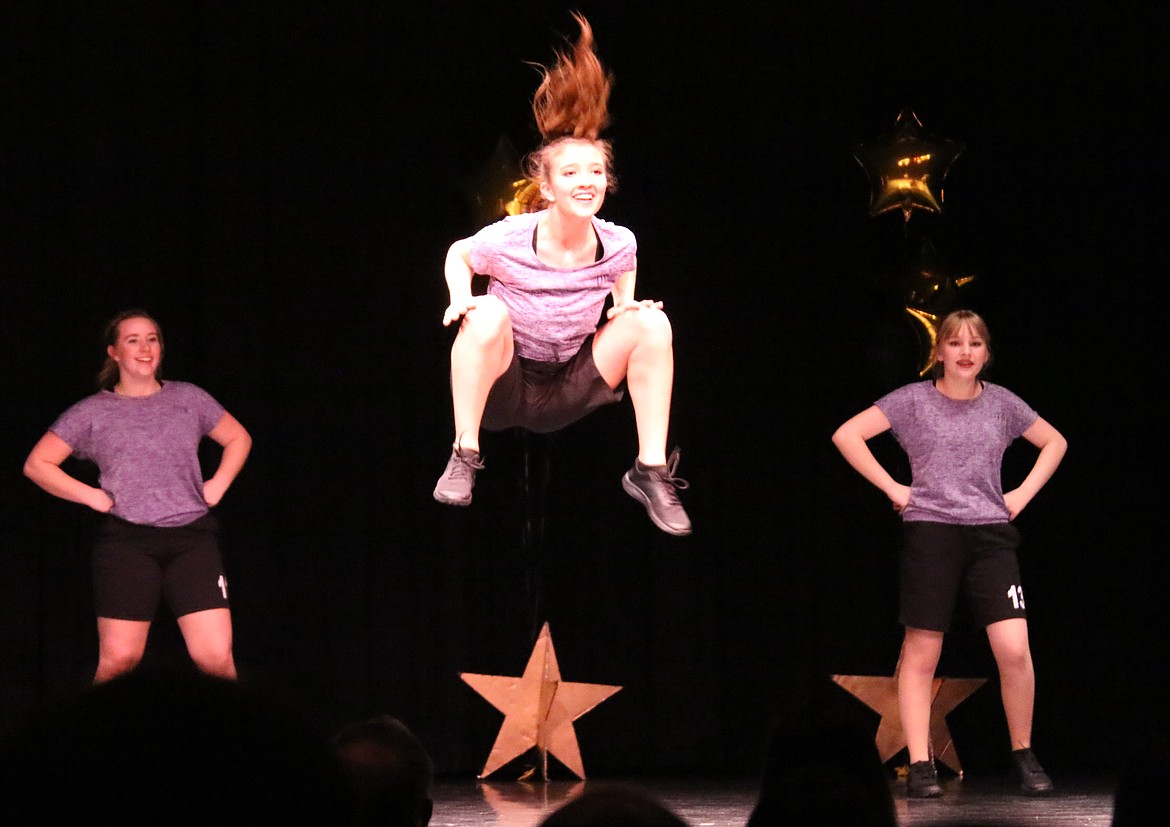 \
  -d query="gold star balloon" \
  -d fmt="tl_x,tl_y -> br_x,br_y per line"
855,108 -> 965,222
900,235 -> 976,376
506,179 -> 543,215
466,134 -> 544,226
